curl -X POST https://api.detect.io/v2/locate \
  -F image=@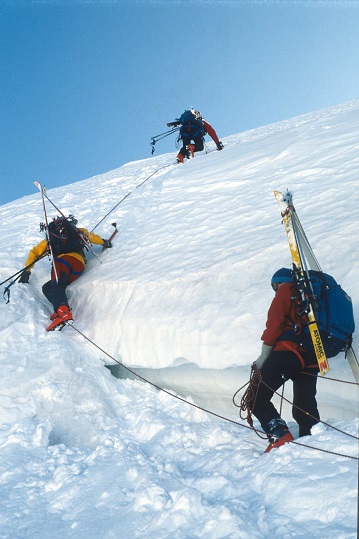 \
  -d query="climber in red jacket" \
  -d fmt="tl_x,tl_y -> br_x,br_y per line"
167,109 -> 224,163
250,268 -> 320,452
